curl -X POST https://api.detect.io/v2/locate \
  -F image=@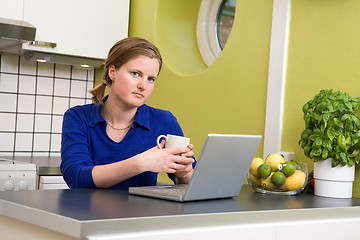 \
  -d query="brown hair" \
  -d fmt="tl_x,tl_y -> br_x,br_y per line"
89,37 -> 162,104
